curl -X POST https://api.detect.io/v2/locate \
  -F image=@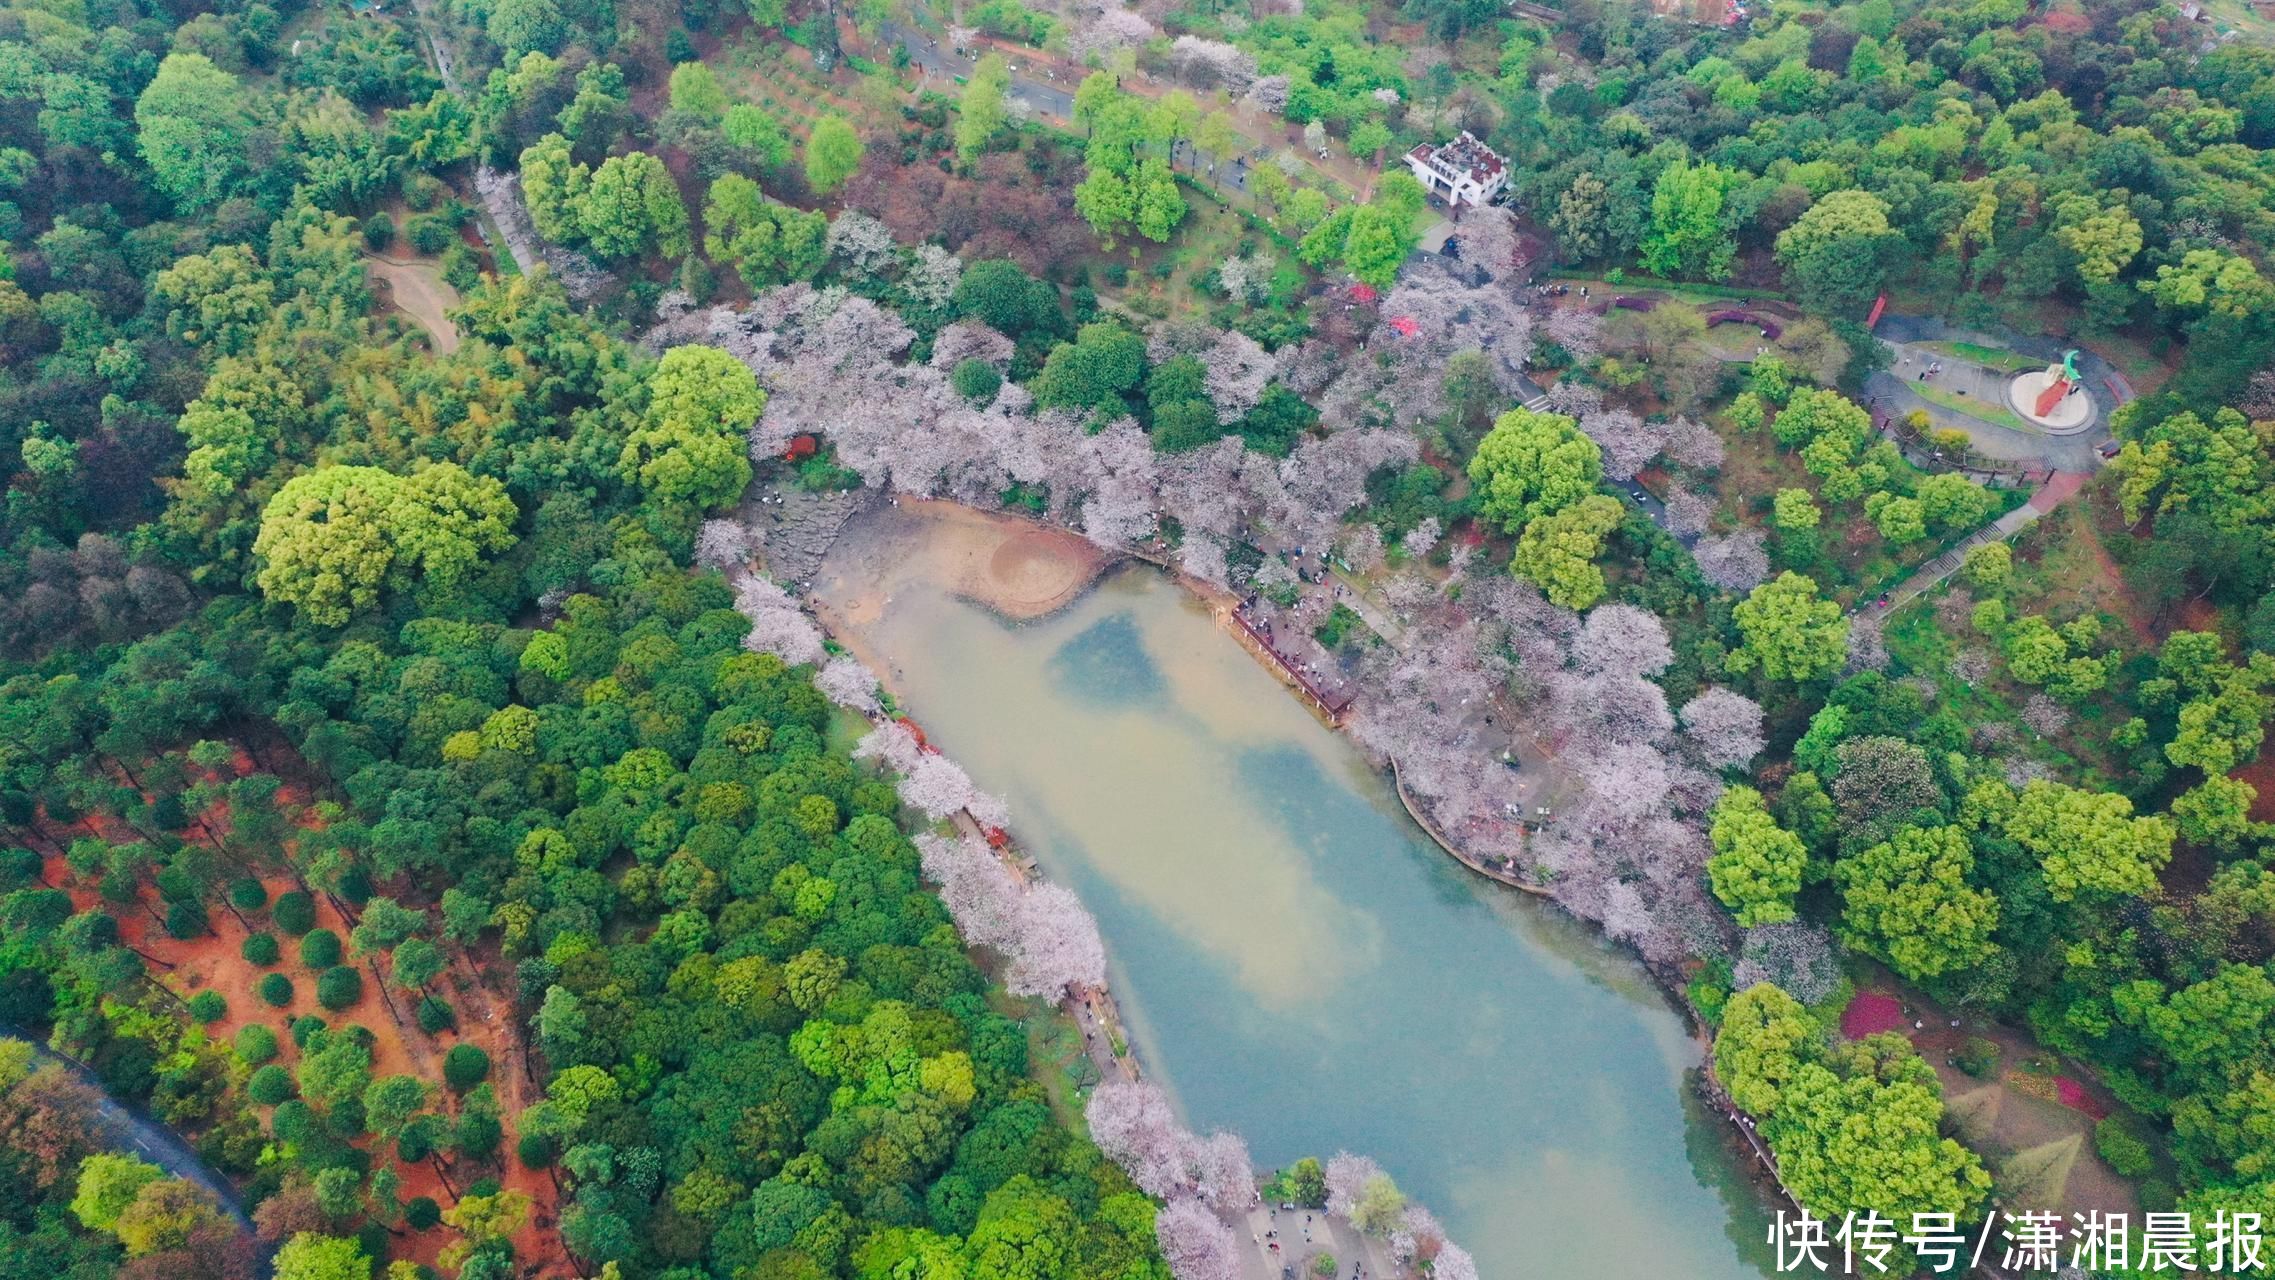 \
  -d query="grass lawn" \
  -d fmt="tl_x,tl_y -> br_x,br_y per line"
1914,381 -> 2040,435
1104,184 -> 1287,322
1920,341 -> 2039,374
